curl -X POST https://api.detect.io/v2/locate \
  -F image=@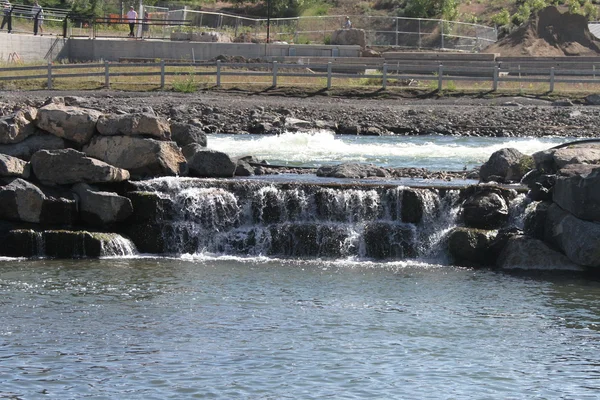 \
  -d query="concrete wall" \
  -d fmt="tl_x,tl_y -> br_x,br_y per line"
66,38 -> 361,62
0,32 -> 67,63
